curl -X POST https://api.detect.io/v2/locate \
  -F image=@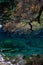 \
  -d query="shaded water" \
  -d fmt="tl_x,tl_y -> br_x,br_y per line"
0,28 -> 43,56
